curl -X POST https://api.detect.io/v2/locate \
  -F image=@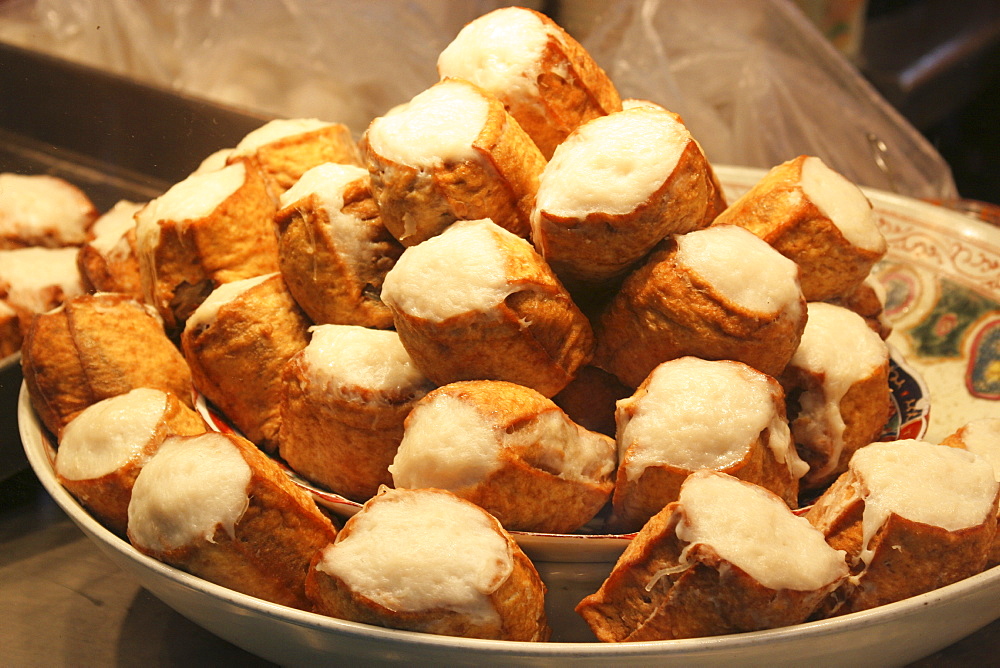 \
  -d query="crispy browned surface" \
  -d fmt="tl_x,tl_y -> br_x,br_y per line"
77,226 -> 144,301
577,503 -> 685,642
181,274 -> 310,452
138,162 -> 280,333
712,156 -> 883,302
277,352 -> 430,502
496,9 -> 622,159
594,239 -> 806,388
402,380 -> 614,533
131,432 -> 338,611
390,230 -> 593,397
582,493 -> 839,642
552,365 -> 630,437
940,424 -> 1000,567
782,359 -> 892,491
0,307 -> 21,358
276,176 -> 402,329
612,379 -> 798,532
237,123 -> 363,197
306,490 -> 549,641
21,293 -> 194,437
534,133 -> 718,284
807,468 -> 998,616
827,279 -> 892,339
57,393 -> 206,535
362,79 -> 546,247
